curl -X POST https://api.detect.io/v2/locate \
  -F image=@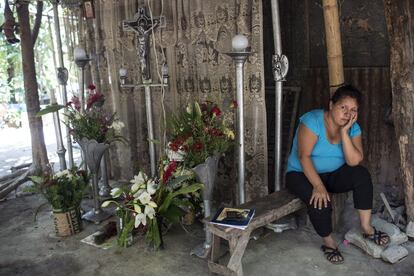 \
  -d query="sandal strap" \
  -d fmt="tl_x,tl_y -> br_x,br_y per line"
321,245 -> 344,262
363,227 -> 390,245
373,228 -> 389,243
